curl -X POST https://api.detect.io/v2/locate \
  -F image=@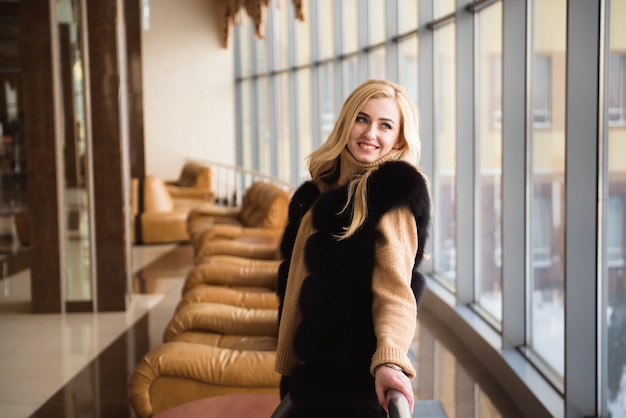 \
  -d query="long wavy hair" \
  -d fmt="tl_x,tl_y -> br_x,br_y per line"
307,79 -> 422,239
